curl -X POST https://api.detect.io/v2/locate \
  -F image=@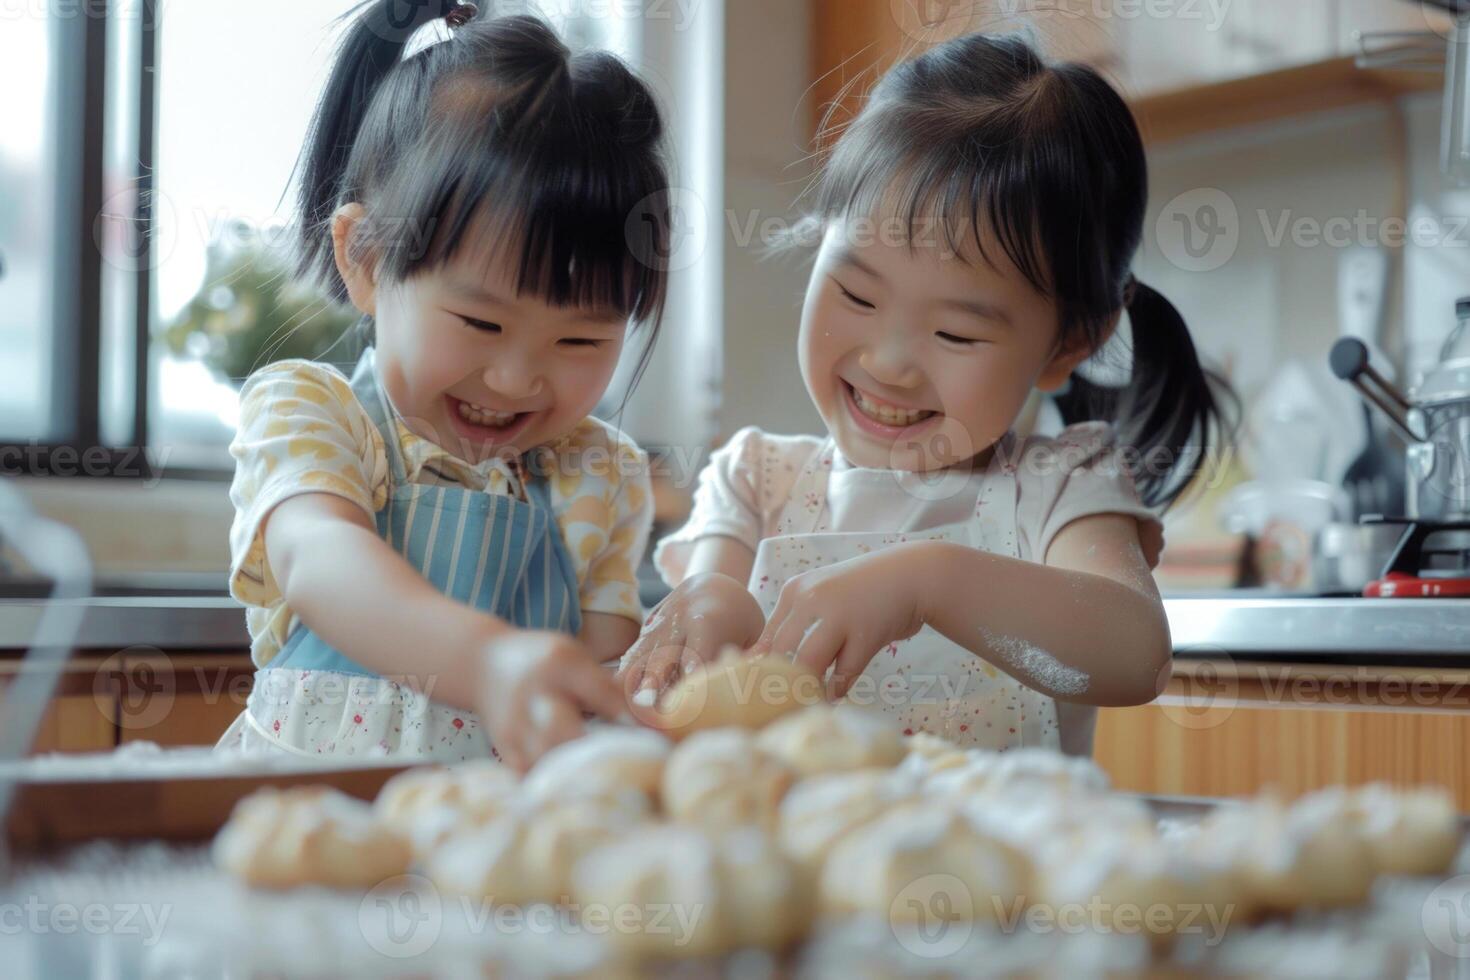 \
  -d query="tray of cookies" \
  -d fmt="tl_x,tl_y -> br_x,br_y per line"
3,651 -> 1467,978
